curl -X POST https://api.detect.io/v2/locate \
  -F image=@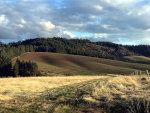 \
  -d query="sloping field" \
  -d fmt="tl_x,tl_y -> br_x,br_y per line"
13,52 -> 150,75
123,56 -> 150,64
